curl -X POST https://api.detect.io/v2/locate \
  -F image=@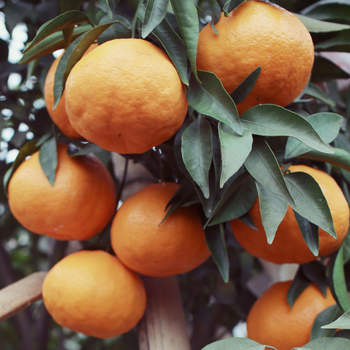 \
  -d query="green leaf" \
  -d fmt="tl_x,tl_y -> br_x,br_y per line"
301,261 -> 328,297
294,211 -> 319,256
170,0 -> 199,80
98,14 -> 131,44
315,29 -> 350,52
23,11 -> 91,54
209,0 -> 221,35
152,16 -> 189,85
230,67 -> 261,105
285,113 -> 343,159
39,138 -> 58,186
295,13 -> 350,33
327,246 -> 350,311
19,25 -> 91,65
244,138 -> 294,205
142,0 -> 170,38
312,56 -> 350,82
98,0 -> 119,18
241,105 -> 333,154
293,337 -> 350,350
287,267 -> 311,308
285,172 -> 337,239
61,0 -> 84,47
67,143 -> 105,156
187,71 -> 242,135
53,21 -> 127,109
181,117 -> 213,199
301,0 -> 350,23
322,309 -> 350,330
208,175 -> 257,226
303,83 -> 336,106
218,123 -> 252,188
311,304 -> 343,340
202,337 -> 276,350
343,232 -> 350,263
204,224 -> 229,283
256,183 -> 288,245
223,0 -> 245,14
